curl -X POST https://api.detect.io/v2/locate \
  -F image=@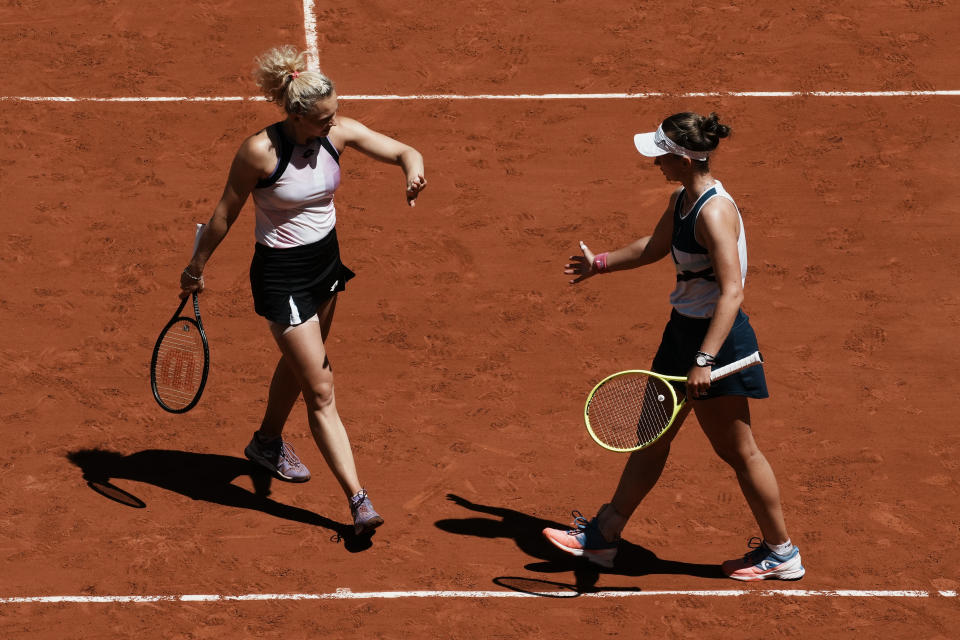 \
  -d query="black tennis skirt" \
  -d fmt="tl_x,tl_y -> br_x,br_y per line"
249,228 -> 355,325
651,308 -> 769,399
